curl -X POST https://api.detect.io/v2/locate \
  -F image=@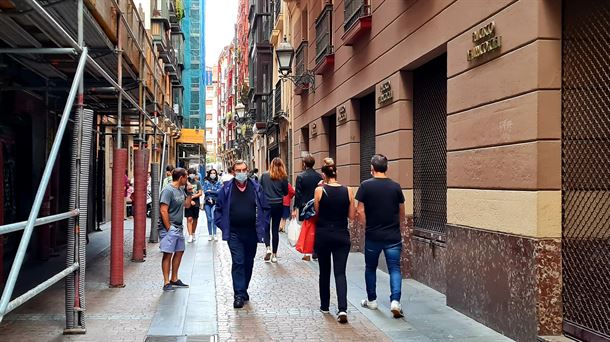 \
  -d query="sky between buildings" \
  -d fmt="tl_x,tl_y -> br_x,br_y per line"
205,0 -> 238,67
